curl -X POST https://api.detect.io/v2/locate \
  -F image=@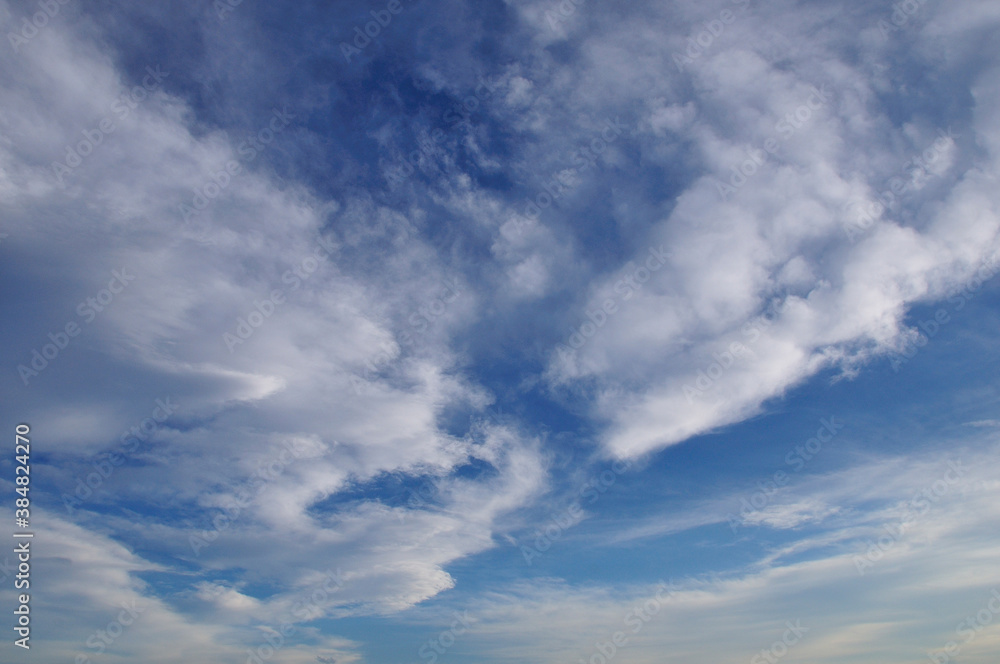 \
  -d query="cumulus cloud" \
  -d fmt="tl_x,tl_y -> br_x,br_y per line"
526,0 -> 1000,459
2,0 -> 999,661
